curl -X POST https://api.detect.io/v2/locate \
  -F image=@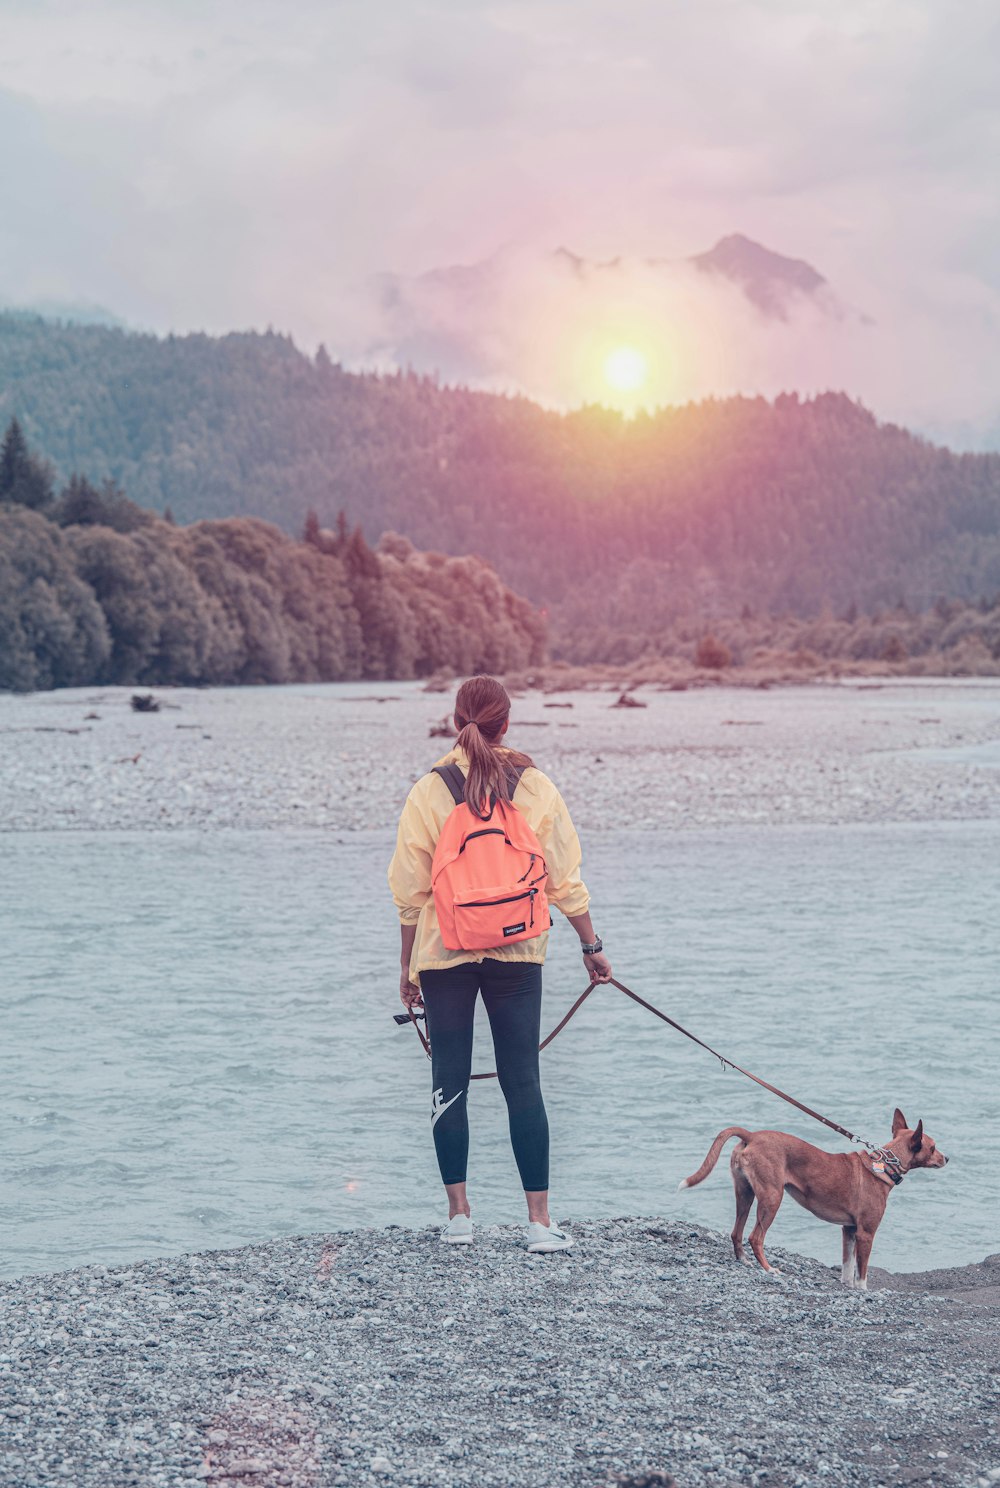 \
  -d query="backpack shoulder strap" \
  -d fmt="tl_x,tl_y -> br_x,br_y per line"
504,763 -> 528,797
432,763 -> 467,808
433,761 -> 527,812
